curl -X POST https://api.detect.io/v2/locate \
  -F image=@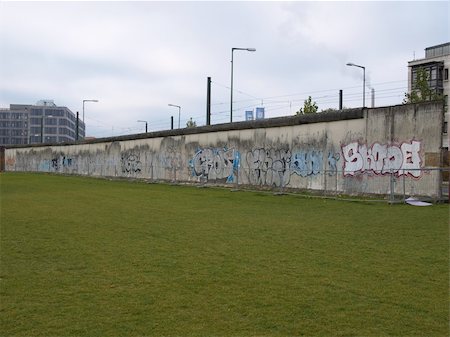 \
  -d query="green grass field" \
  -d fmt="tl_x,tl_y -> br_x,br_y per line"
0,172 -> 448,336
